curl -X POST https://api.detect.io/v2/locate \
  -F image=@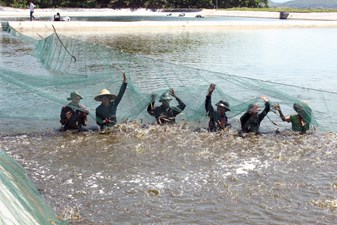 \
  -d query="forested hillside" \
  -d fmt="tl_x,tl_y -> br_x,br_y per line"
270,0 -> 337,9
1,0 -> 269,9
